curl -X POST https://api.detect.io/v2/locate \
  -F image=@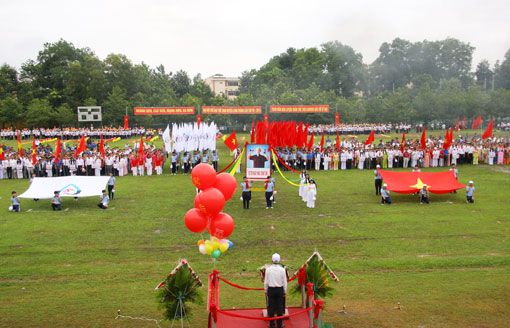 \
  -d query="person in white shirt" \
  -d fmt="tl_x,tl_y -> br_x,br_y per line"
314,152 -> 321,171
306,179 -> 317,208
145,154 -> 153,176
94,156 -> 102,176
264,253 -> 287,328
